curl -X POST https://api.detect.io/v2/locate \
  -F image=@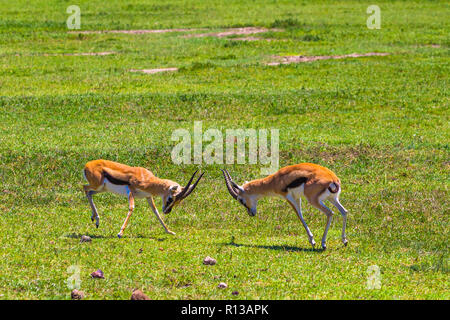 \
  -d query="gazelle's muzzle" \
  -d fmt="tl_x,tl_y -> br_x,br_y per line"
163,170 -> 204,214
163,201 -> 177,214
